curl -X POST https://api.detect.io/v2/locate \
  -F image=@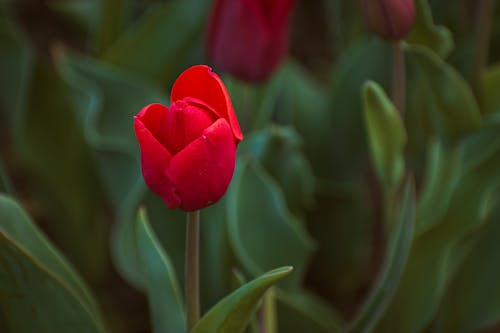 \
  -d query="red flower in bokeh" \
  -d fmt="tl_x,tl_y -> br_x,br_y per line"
134,65 -> 243,211
360,0 -> 415,41
207,0 -> 294,83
